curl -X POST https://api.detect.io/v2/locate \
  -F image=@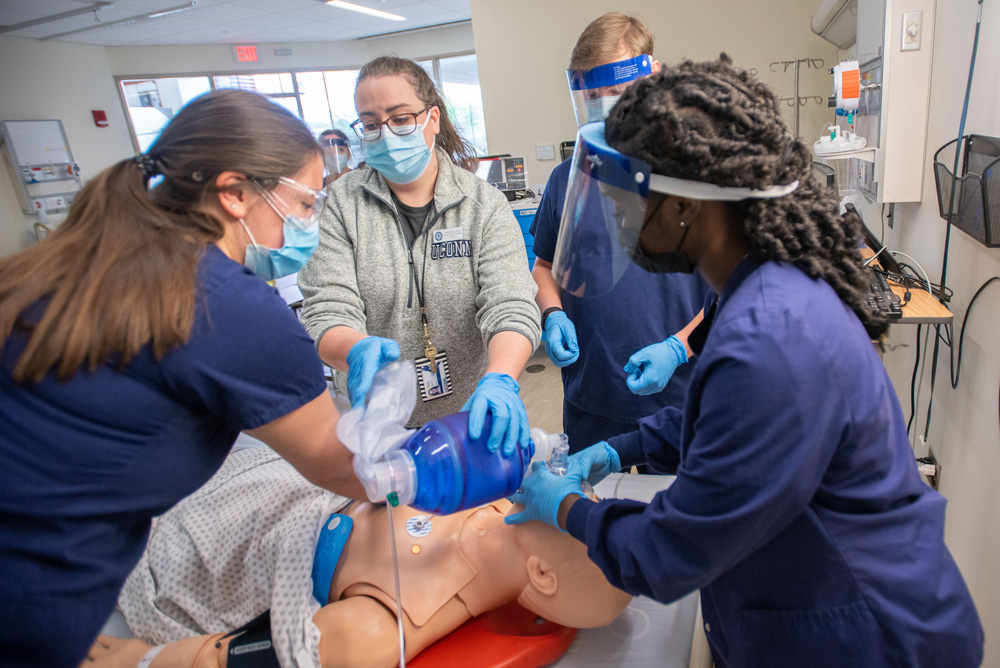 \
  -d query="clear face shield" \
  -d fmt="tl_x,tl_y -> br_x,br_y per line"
551,122 -> 652,298
552,122 -> 801,296
566,55 -> 653,126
